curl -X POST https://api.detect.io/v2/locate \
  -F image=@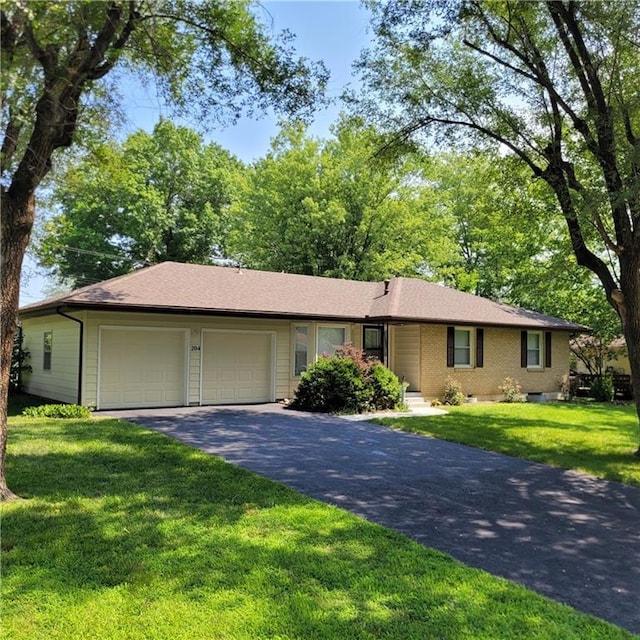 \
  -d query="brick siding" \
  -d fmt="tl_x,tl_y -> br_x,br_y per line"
419,325 -> 571,401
